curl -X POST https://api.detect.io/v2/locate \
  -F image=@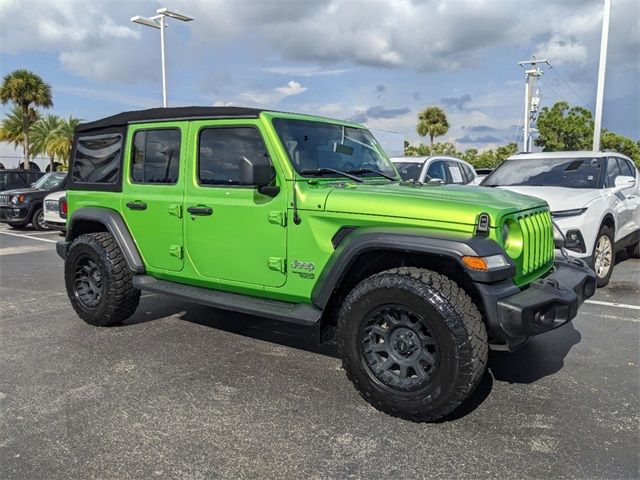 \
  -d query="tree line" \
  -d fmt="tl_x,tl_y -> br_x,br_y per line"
0,70 -> 80,172
407,103 -> 640,168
